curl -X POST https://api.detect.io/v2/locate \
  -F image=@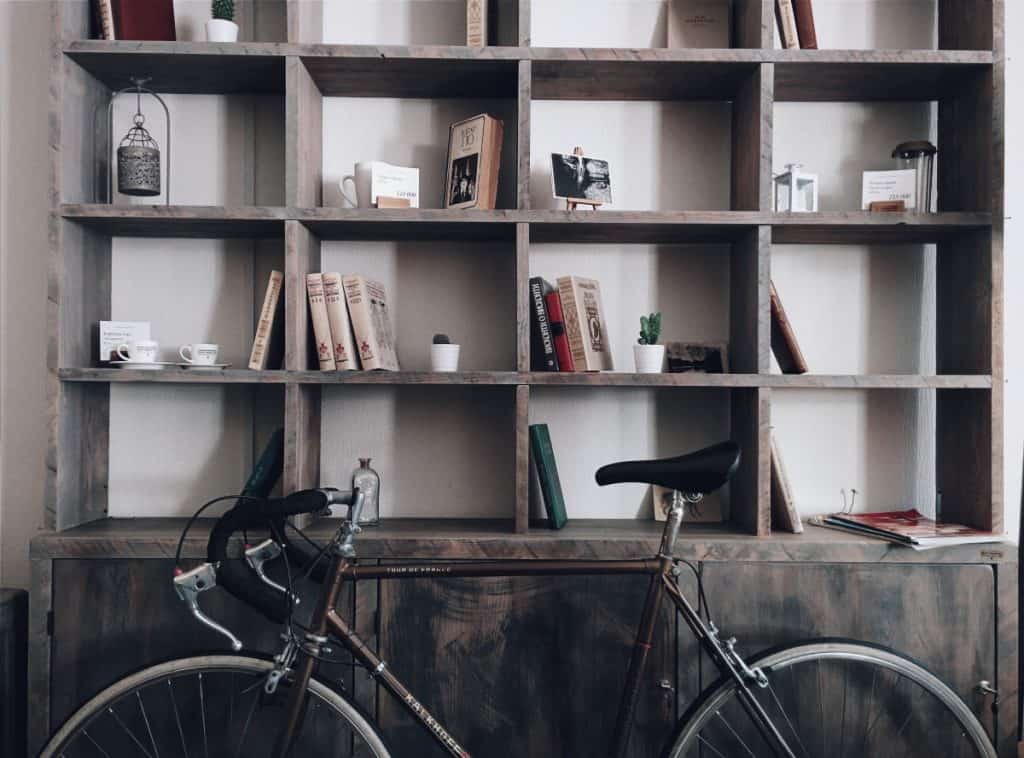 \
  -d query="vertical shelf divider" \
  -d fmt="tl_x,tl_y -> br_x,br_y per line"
734,0 -> 773,49
515,222 -> 530,371
516,60 -> 532,210
285,57 -> 323,209
515,221 -> 530,533
515,385 -> 530,533
731,62 -> 773,212
517,0 -> 531,46
287,0 -> 323,45
731,387 -> 771,536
